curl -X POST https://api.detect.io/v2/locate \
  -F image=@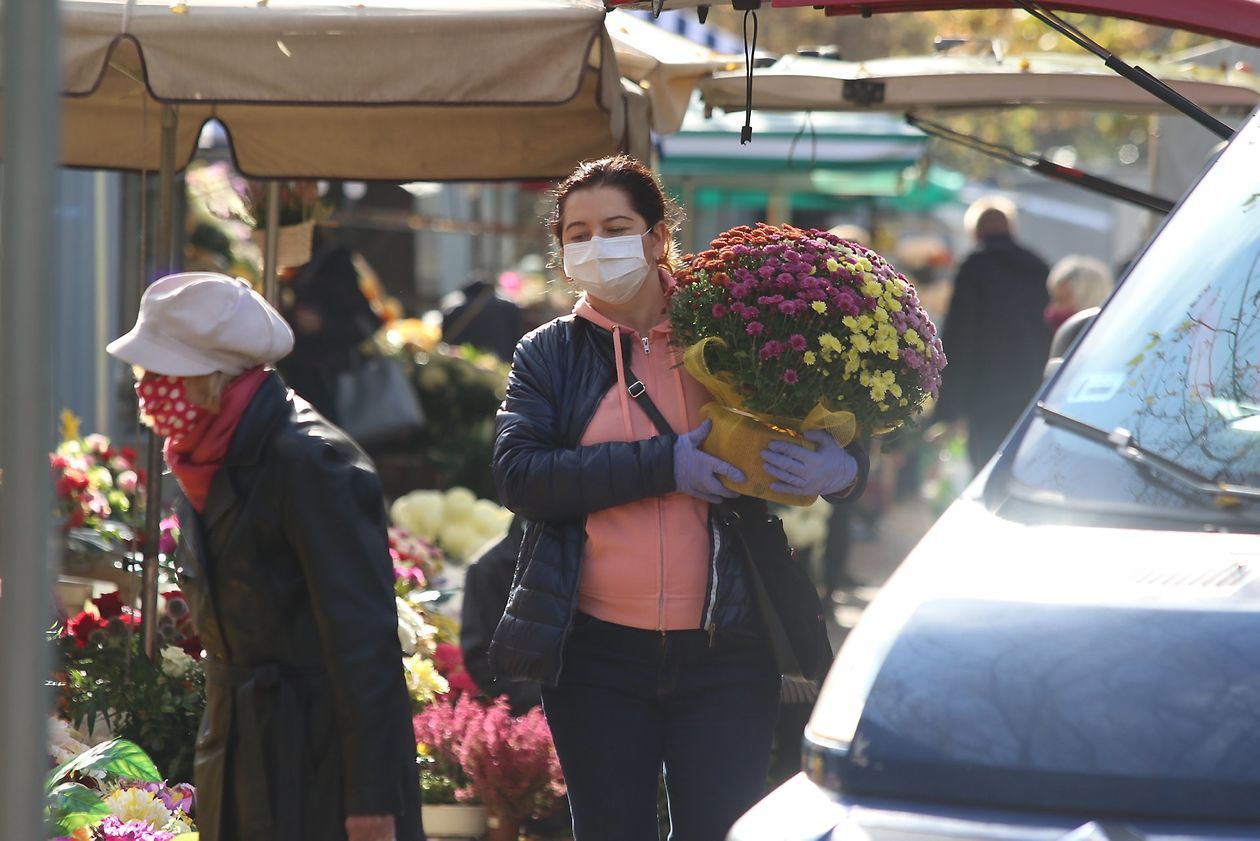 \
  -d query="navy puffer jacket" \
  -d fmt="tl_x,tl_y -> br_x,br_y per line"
489,316 -> 764,686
